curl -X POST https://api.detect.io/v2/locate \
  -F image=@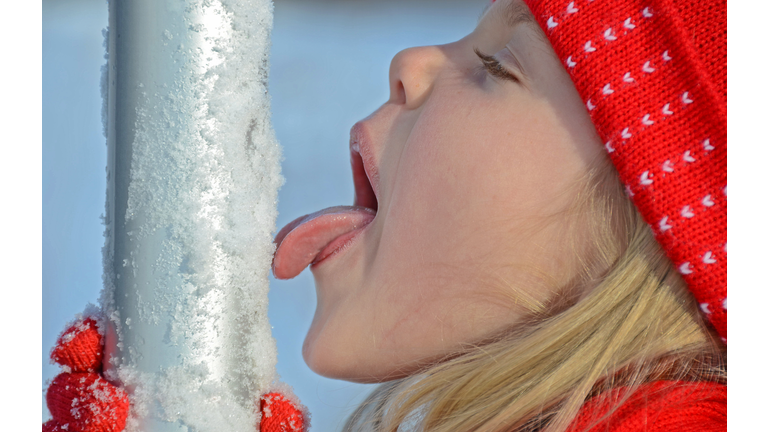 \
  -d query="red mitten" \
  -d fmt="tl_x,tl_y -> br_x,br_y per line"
260,392 -> 305,432
45,315 -> 306,432
44,316 -> 129,432
50,318 -> 103,373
